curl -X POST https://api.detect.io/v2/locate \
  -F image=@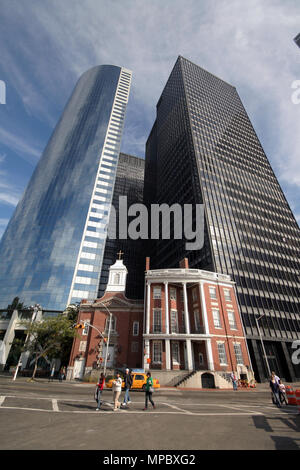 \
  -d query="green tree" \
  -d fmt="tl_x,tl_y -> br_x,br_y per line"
16,308 -> 79,380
